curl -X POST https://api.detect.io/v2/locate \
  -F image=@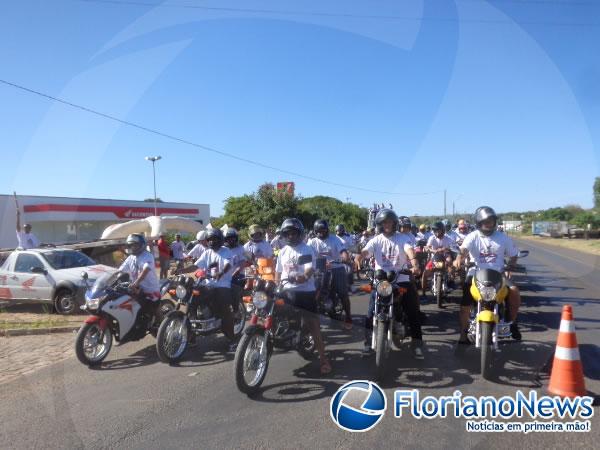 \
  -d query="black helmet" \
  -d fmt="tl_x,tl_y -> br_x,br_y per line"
313,219 -> 329,239
206,228 -> 224,250
475,206 -> 497,236
281,218 -> 305,246
399,216 -> 412,228
374,209 -> 398,232
125,233 -> 146,256
335,224 -> 346,235
432,221 -> 444,232
224,228 -> 239,248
